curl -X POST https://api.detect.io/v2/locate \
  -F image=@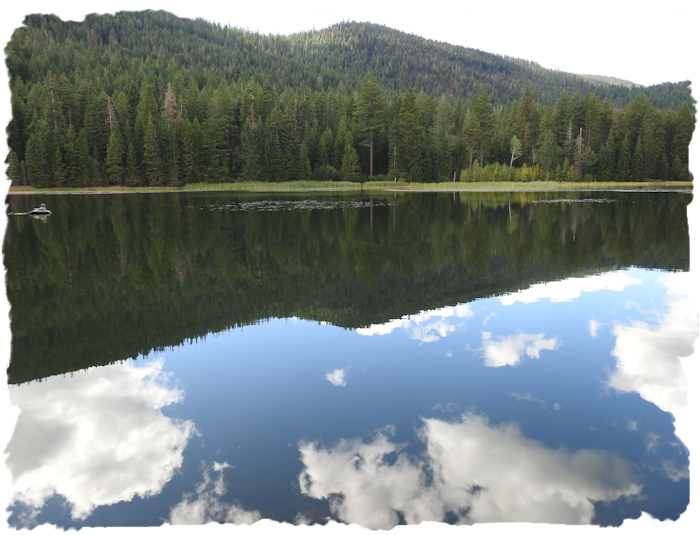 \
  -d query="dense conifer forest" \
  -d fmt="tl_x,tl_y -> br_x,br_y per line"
4,10 -> 696,187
